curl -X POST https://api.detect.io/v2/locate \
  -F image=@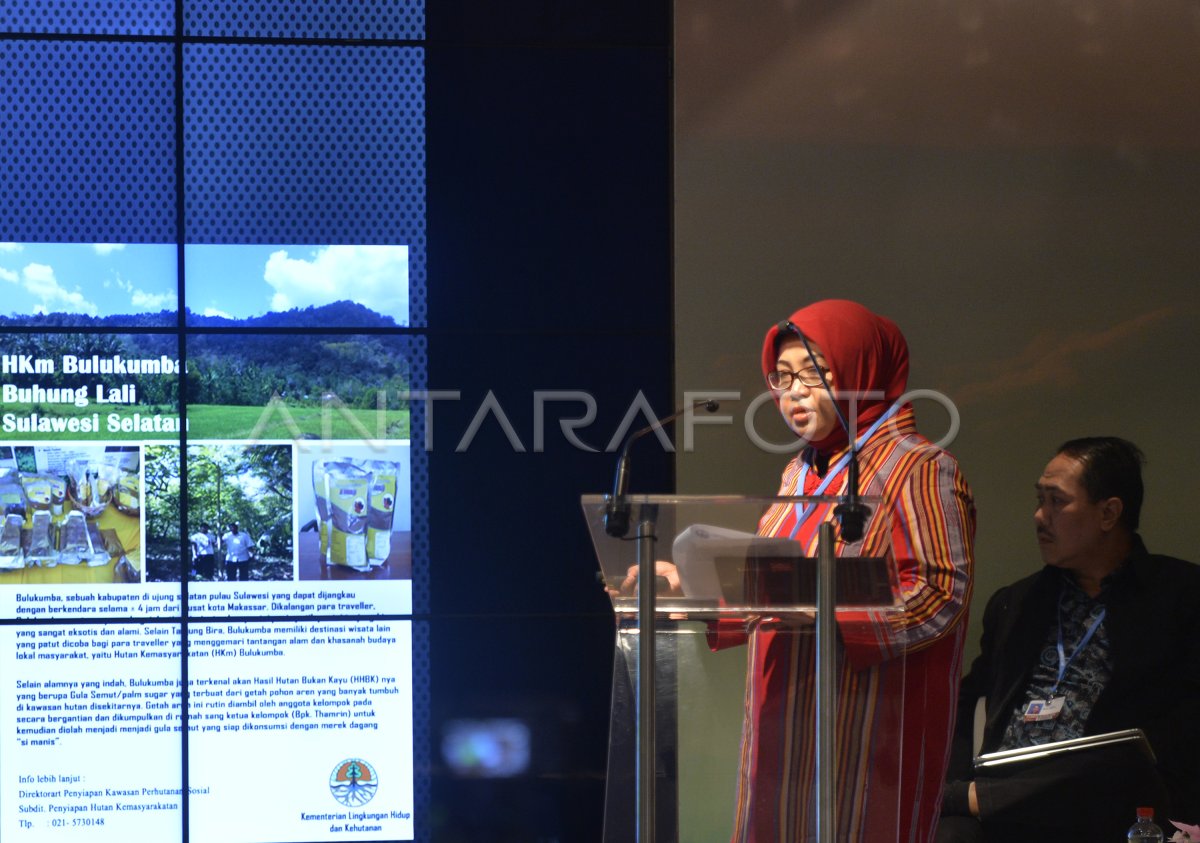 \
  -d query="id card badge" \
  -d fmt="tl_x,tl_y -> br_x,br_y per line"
1022,696 -> 1065,722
